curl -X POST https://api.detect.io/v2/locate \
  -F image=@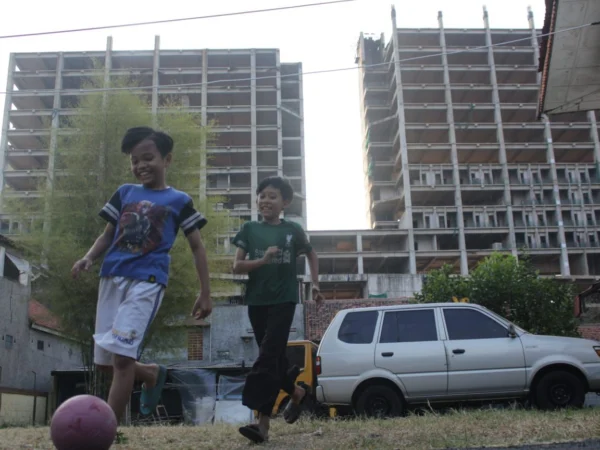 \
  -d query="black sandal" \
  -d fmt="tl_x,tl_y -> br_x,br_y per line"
239,424 -> 268,444
283,383 -> 311,424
